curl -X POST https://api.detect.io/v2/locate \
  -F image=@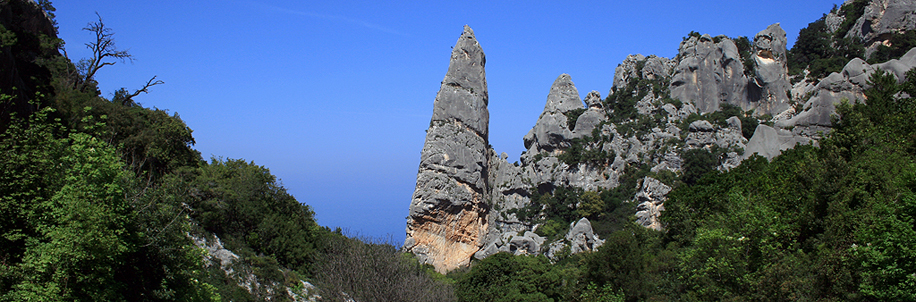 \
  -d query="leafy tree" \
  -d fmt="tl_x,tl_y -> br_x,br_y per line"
455,253 -> 578,302
680,148 -> 718,185
183,158 -> 323,275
